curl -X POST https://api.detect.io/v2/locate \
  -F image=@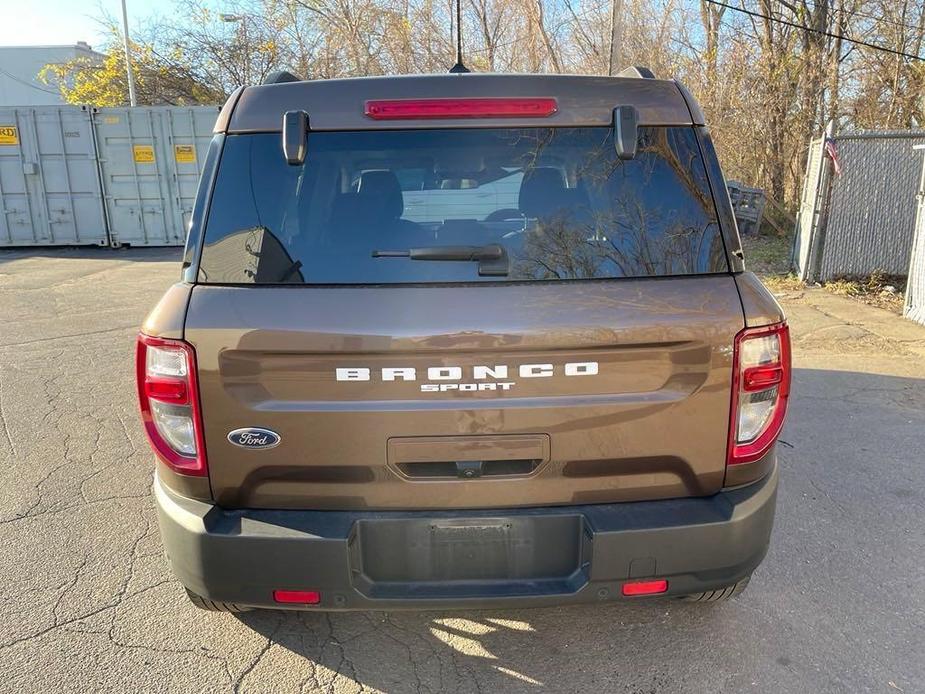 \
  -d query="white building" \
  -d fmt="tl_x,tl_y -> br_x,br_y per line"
0,43 -> 104,106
